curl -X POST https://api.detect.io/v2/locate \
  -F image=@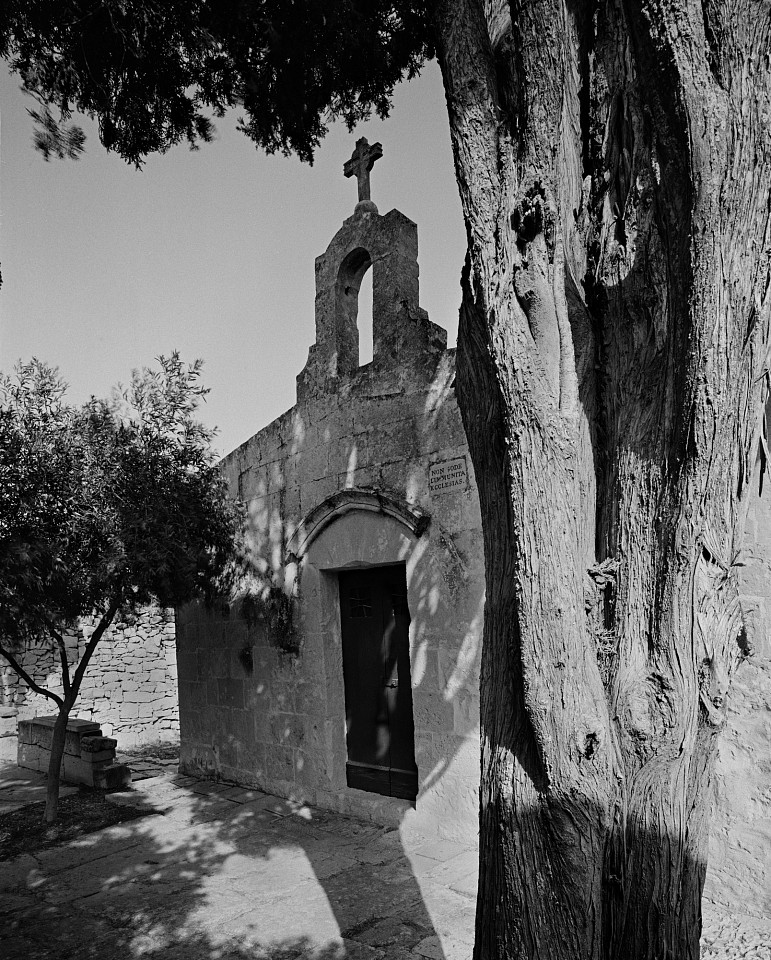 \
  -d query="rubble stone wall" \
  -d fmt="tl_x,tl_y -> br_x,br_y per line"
0,608 -> 178,748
